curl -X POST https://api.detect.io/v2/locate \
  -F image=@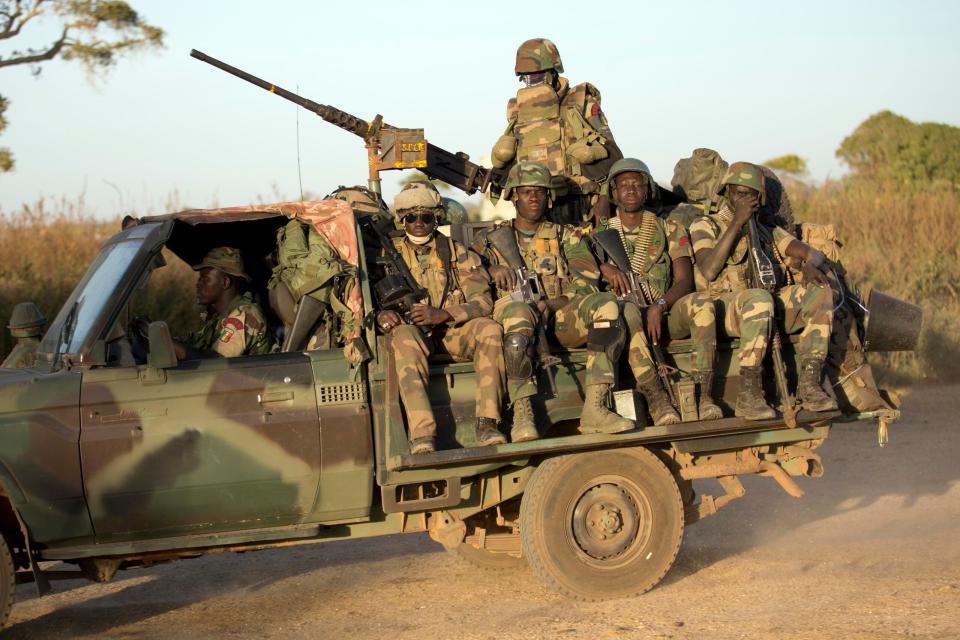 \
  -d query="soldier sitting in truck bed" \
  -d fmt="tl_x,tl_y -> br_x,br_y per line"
374,183 -> 509,454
